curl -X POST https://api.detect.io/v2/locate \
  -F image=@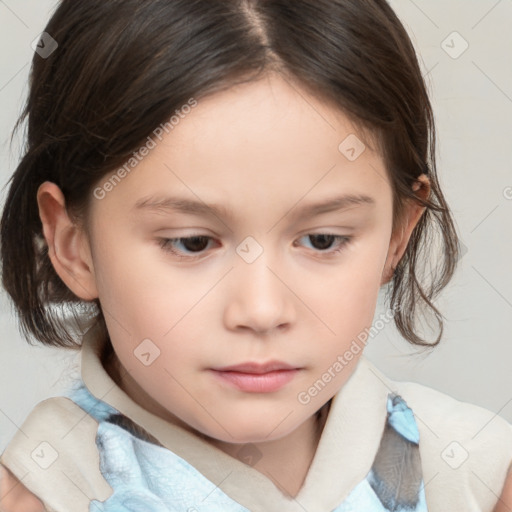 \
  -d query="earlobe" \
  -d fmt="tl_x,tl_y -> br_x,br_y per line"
36,181 -> 98,301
